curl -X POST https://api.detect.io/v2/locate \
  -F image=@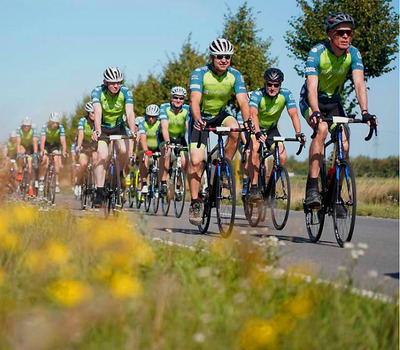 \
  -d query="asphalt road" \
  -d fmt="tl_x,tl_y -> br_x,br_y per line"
61,195 -> 399,297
